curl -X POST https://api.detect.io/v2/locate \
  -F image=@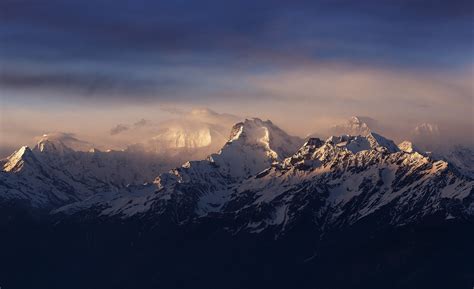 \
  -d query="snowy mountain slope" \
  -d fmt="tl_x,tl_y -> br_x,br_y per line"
0,146 -> 82,207
223,133 -> 473,234
0,135 -> 173,208
54,118 -> 304,219
32,136 -> 169,187
396,141 -> 474,176
402,126 -> 474,179
55,129 -> 473,238
437,145 -> 474,179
